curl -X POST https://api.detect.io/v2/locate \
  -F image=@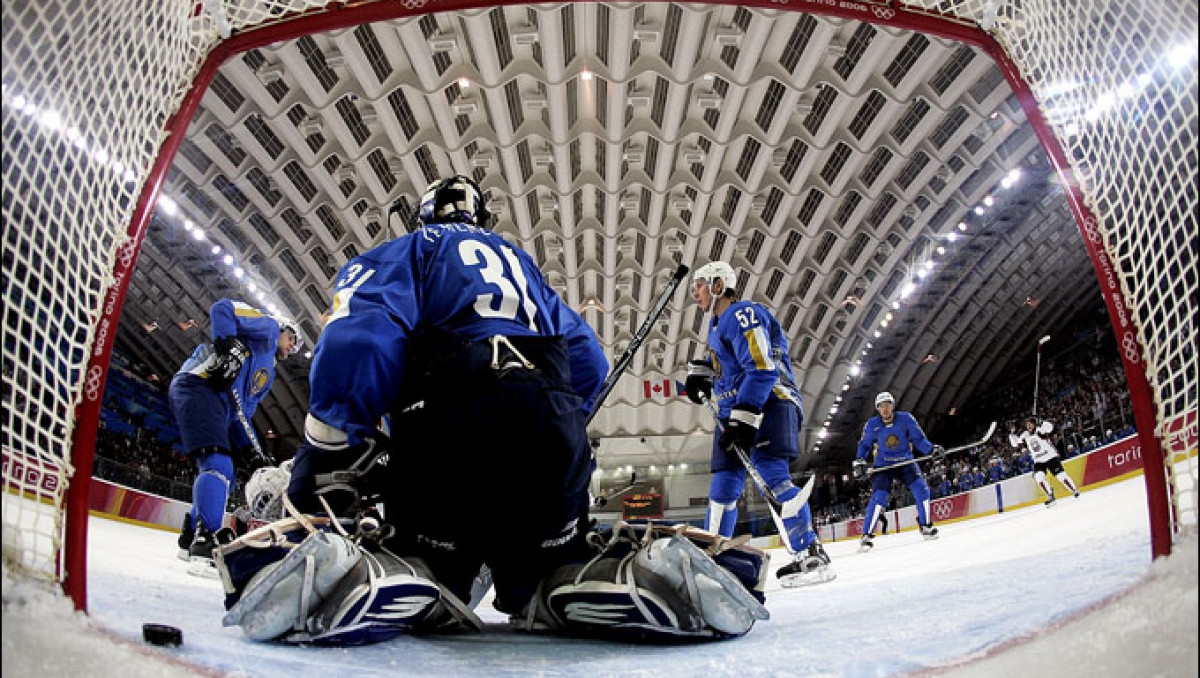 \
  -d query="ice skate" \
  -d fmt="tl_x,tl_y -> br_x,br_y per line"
777,542 -> 836,588
177,514 -> 194,562
858,534 -> 875,553
1044,496 -> 1057,507
187,523 -> 233,579
187,525 -> 220,578
919,524 -> 939,541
